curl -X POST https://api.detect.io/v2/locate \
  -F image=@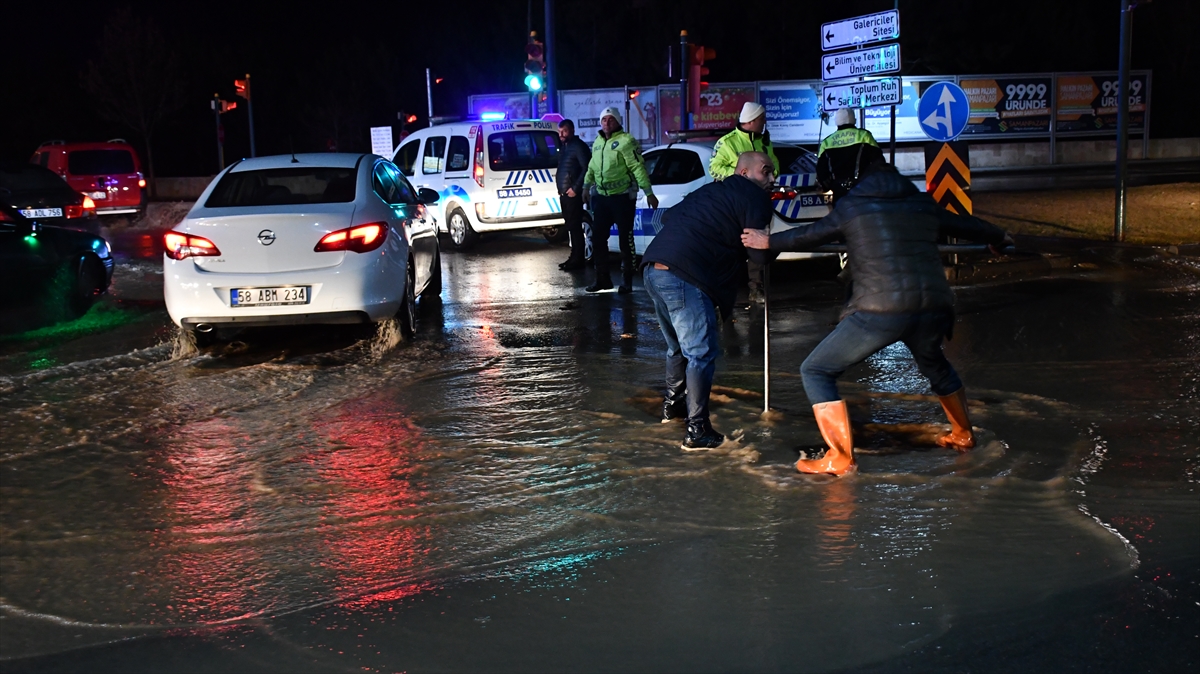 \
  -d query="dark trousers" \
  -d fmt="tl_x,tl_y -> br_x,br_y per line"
801,309 -> 962,405
561,193 -> 585,262
591,193 -> 636,286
